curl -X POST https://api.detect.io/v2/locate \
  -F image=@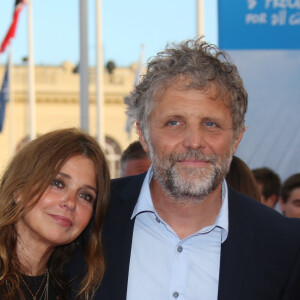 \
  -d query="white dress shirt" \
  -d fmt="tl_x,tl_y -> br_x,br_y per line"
126,167 -> 229,300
